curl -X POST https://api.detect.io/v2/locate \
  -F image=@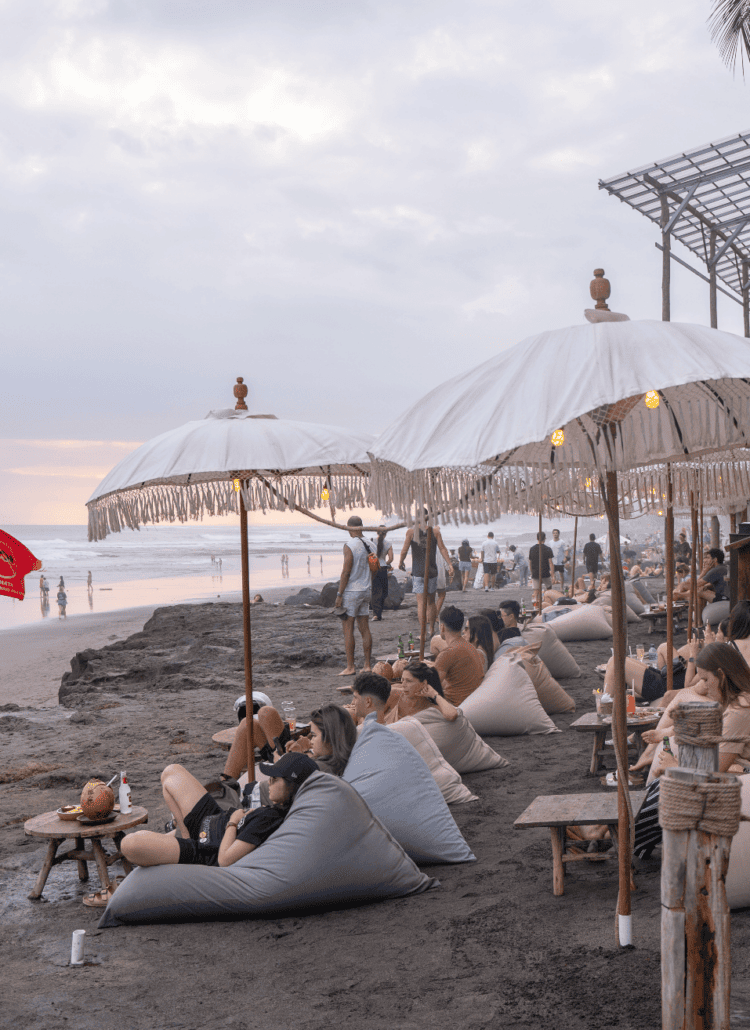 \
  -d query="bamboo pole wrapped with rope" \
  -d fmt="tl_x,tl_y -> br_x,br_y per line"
661,701 -> 741,1030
